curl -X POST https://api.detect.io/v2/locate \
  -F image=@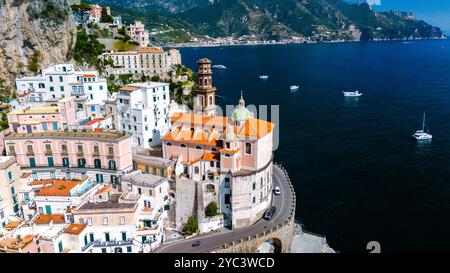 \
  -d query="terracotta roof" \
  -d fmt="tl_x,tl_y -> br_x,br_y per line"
202,152 -> 220,161
219,148 -> 239,154
119,86 -> 141,92
138,48 -> 164,54
34,180 -> 81,197
82,74 -> 96,78
64,223 -> 87,235
5,221 -> 21,230
95,184 -> 112,195
35,214 -> 65,225
85,118 -> 104,126
165,113 -> 274,142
